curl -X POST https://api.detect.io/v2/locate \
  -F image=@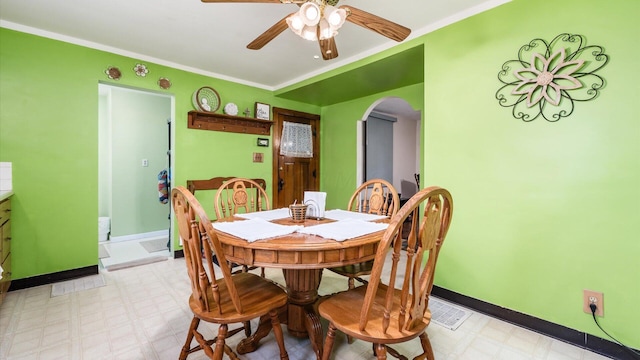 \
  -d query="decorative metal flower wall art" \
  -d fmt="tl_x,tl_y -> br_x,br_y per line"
133,63 -> 149,77
496,33 -> 609,122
